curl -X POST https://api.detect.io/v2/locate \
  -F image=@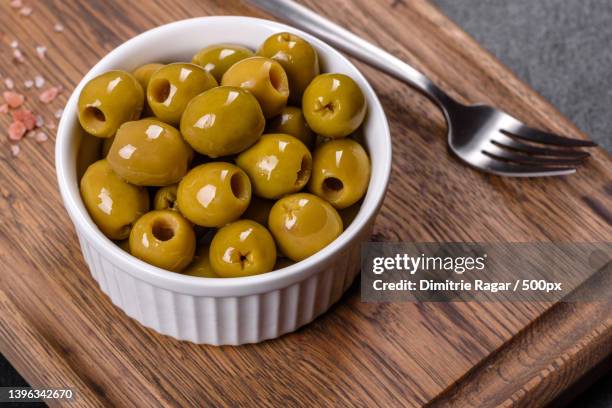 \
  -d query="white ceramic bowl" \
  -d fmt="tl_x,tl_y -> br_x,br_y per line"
56,16 -> 391,345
